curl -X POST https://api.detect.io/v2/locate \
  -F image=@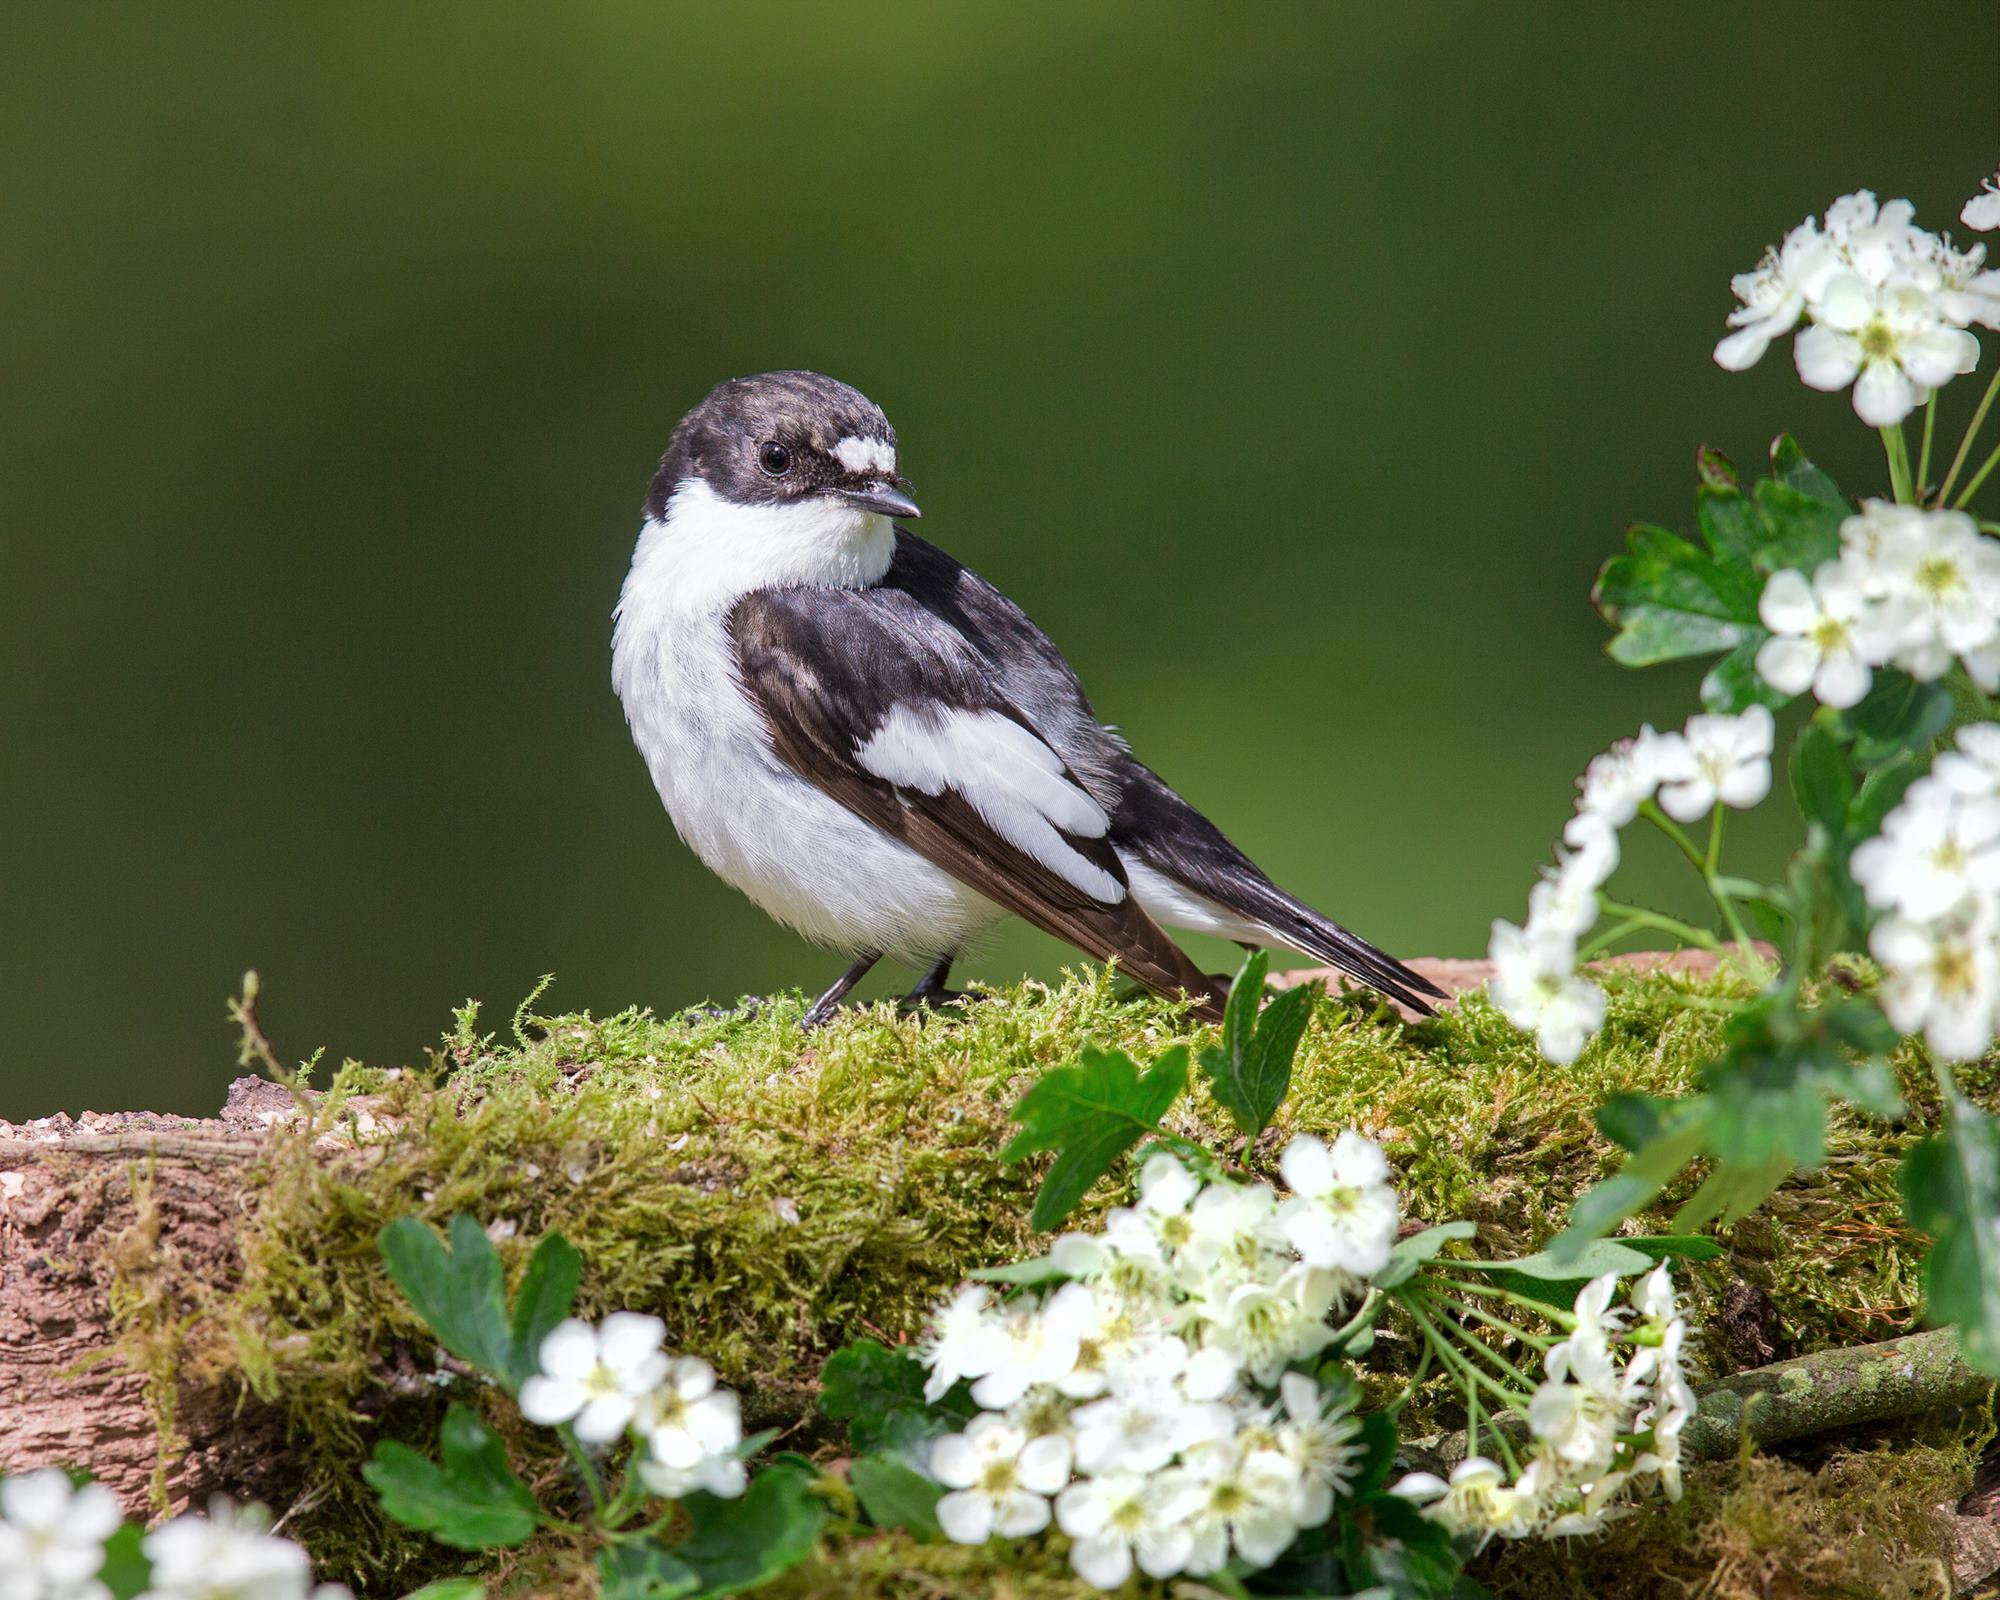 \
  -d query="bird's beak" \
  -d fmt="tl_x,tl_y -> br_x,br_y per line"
841,479 -> 922,520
